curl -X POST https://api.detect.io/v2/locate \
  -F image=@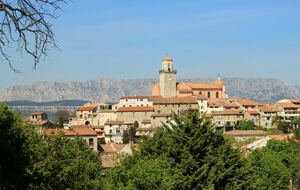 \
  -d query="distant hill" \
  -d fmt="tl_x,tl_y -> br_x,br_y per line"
0,78 -> 300,103
1,100 -> 89,107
